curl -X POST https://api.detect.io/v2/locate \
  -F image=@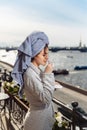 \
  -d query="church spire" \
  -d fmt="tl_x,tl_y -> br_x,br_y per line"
79,35 -> 82,48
